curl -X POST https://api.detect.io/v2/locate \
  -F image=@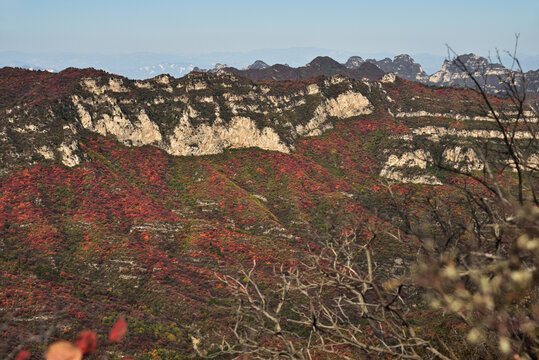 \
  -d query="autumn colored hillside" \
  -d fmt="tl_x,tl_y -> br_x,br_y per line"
1,67 -> 534,359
